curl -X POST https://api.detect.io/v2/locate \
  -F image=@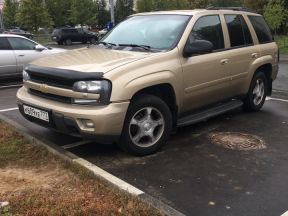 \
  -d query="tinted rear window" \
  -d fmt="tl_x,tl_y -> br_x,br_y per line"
225,15 -> 253,47
248,15 -> 273,44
